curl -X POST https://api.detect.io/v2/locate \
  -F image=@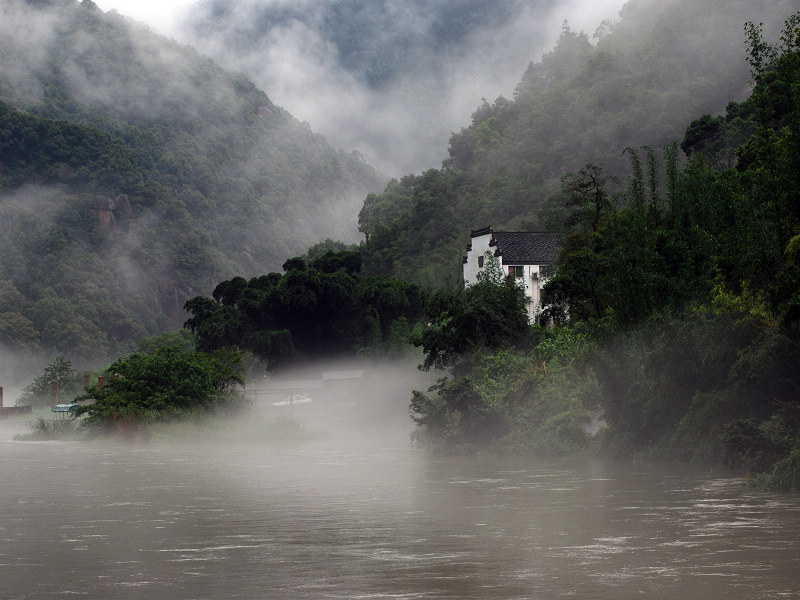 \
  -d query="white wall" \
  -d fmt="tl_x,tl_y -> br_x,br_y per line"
463,235 -> 551,324
462,231 -> 494,286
